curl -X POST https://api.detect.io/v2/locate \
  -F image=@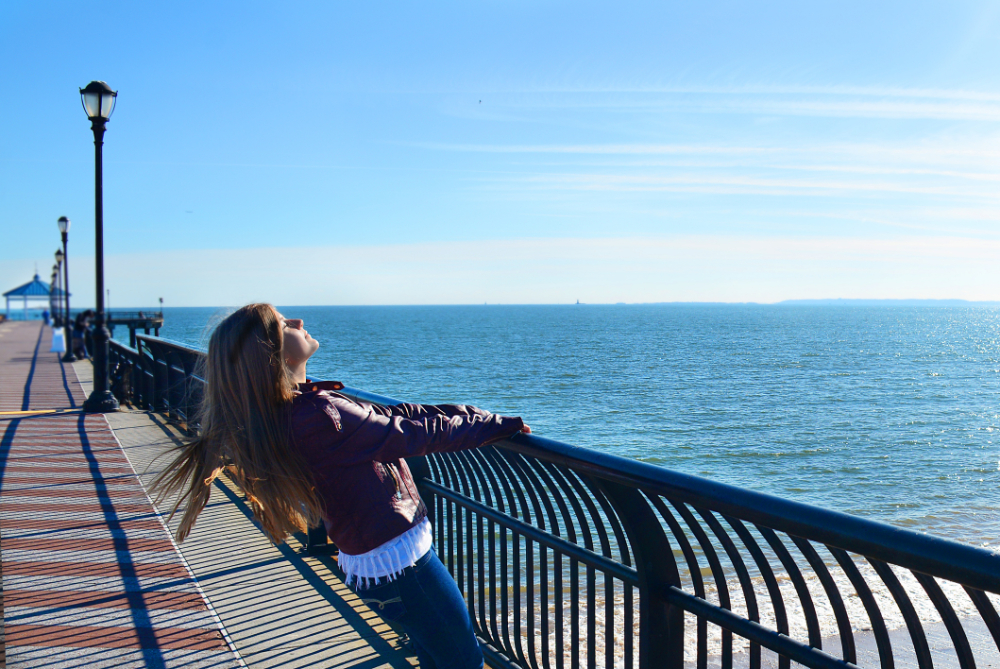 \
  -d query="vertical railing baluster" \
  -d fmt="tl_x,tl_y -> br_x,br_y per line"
569,473 -> 613,669
868,558 -> 933,669
537,461 -> 584,669
505,453 -> 544,669
594,481 -> 682,669
915,573 -> 977,669
829,547 -> 894,669
672,501 -> 734,669
520,457 -> 564,669
651,496 -> 708,669
481,447 -> 524,662
790,537 -> 857,664
546,465 -> 599,669
182,354 -> 196,432
725,516 -> 790,669
465,450 -> 501,648
963,586 -> 1000,654
577,473 -> 632,669
454,451 -> 488,640
757,527 -> 823,650
152,343 -> 169,411
493,449 -> 534,668
697,508 -> 760,669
